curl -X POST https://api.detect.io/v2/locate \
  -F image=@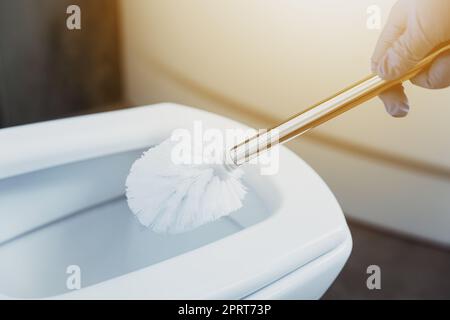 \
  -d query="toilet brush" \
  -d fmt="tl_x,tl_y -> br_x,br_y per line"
126,43 -> 450,234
